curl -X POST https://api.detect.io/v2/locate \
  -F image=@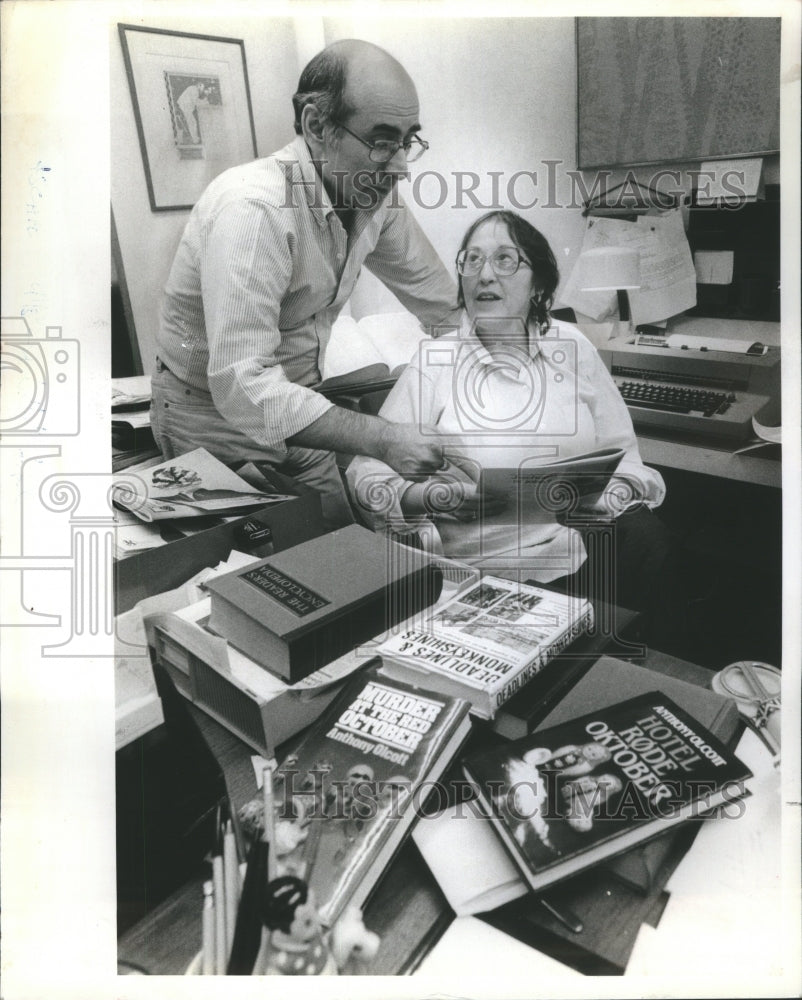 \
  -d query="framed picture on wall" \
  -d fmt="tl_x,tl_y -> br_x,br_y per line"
118,24 -> 258,211
576,17 -> 781,169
